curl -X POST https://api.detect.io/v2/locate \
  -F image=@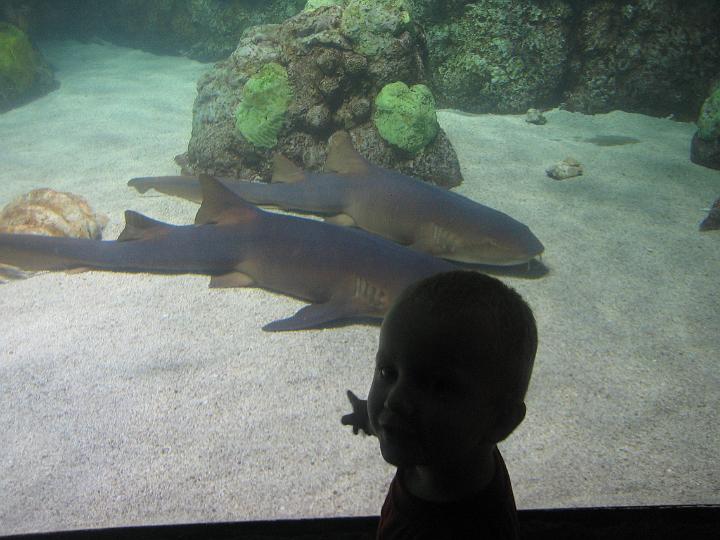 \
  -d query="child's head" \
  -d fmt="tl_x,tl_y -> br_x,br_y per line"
367,270 -> 537,469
